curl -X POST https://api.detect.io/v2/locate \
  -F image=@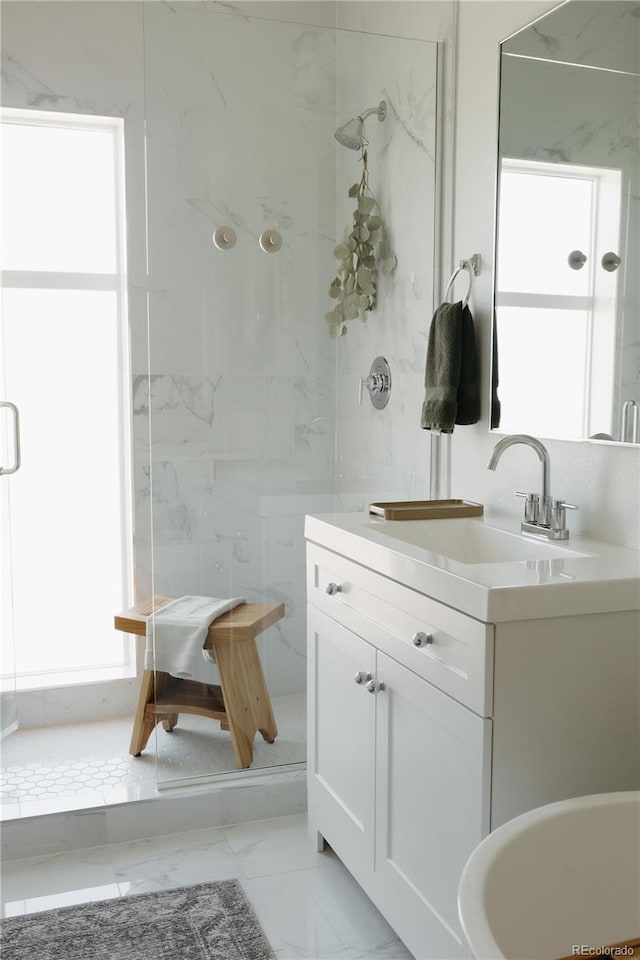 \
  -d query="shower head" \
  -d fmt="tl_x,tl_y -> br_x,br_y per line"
334,100 -> 386,150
